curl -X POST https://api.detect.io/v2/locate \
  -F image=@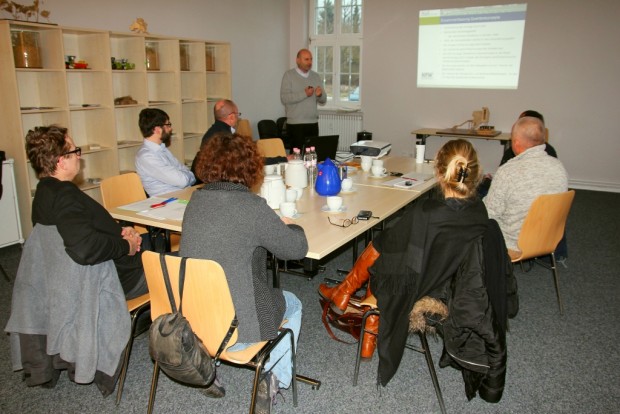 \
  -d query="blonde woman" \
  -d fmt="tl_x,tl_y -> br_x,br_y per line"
319,139 -> 490,385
